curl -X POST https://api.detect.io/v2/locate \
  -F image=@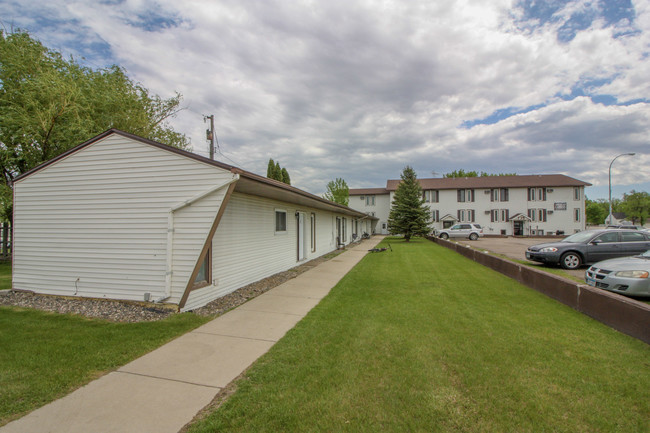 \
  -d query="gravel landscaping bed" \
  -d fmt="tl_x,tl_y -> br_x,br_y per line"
0,251 -> 342,323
